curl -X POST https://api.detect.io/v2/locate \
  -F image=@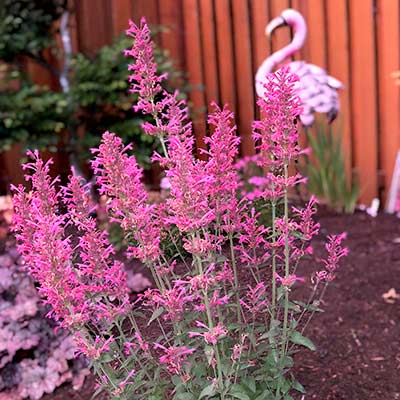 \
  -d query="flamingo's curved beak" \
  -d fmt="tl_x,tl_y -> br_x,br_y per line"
265,16 -> 287,36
